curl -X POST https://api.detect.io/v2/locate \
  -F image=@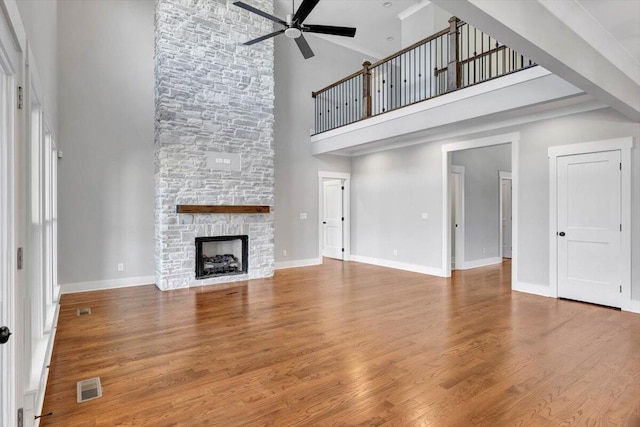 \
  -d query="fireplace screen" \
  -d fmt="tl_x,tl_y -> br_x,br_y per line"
195,235 -> 248,279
